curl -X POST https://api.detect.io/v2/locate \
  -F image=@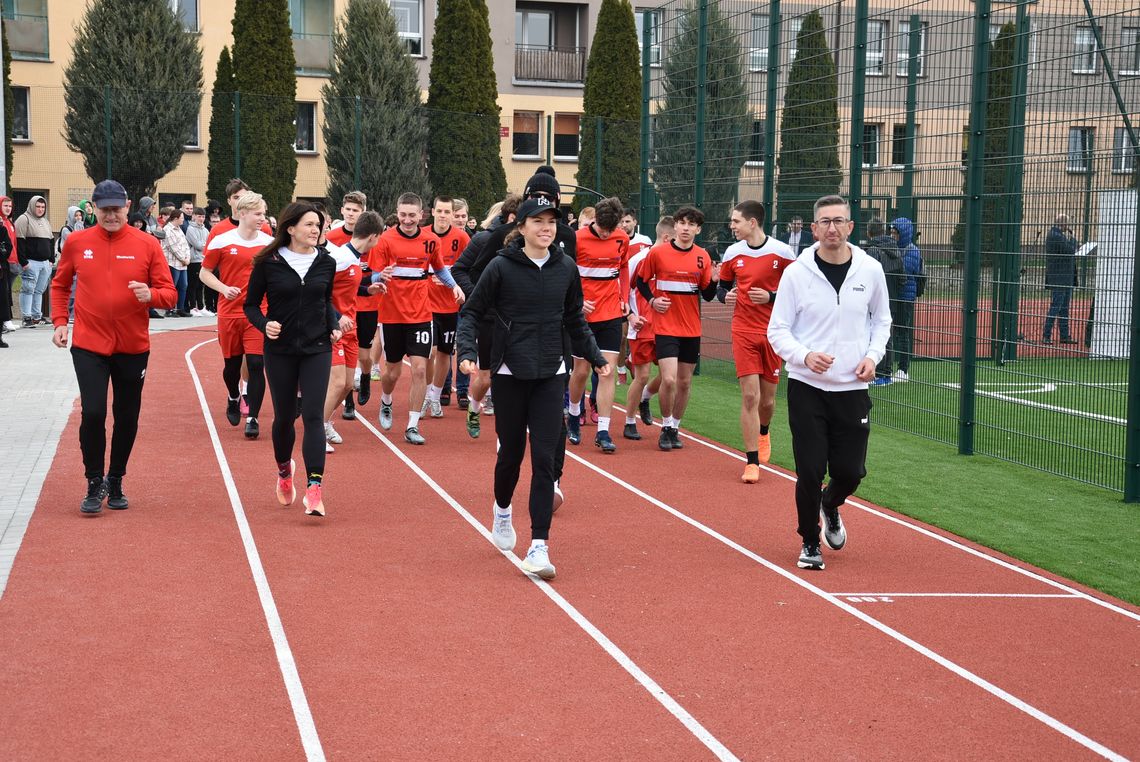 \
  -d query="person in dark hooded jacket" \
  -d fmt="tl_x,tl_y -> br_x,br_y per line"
889,217 -> 923,382
865,218 -> 904,383
457,197 -> 607,581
